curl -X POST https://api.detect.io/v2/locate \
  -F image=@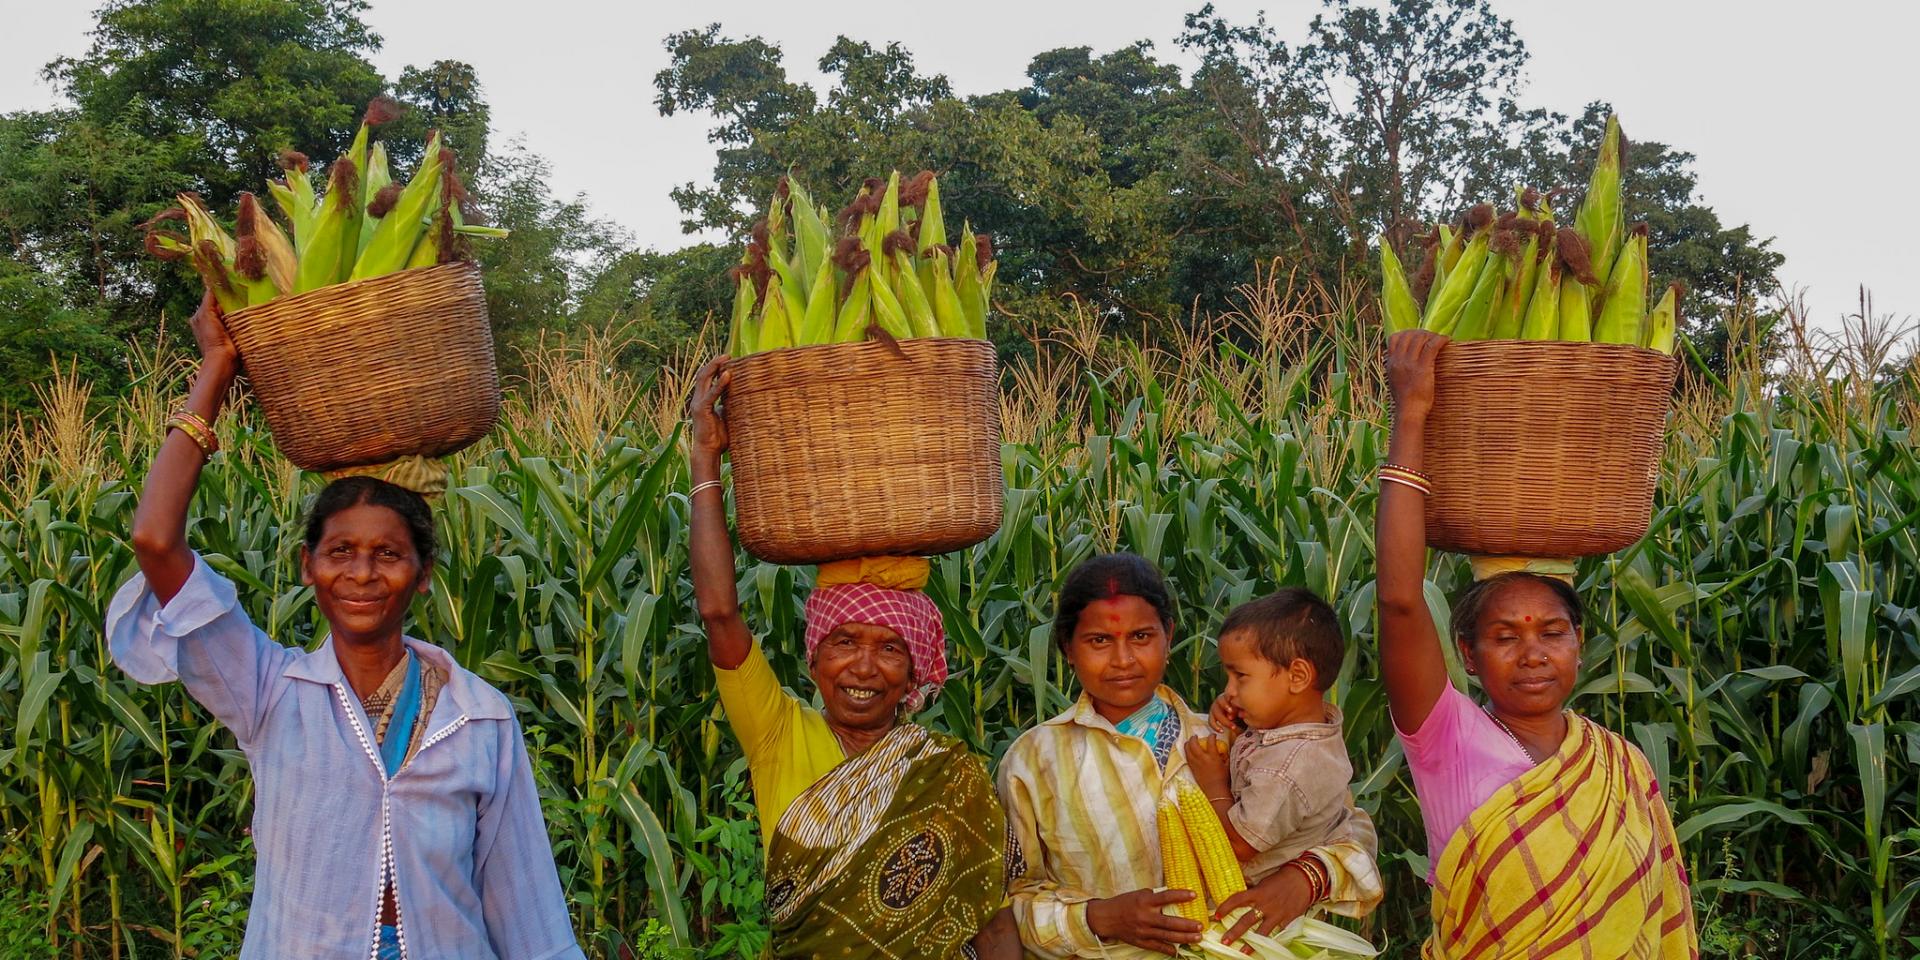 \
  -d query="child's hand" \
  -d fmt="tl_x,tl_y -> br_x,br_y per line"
1183,734 -> 1232,798
1208,693 -> 1243,736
